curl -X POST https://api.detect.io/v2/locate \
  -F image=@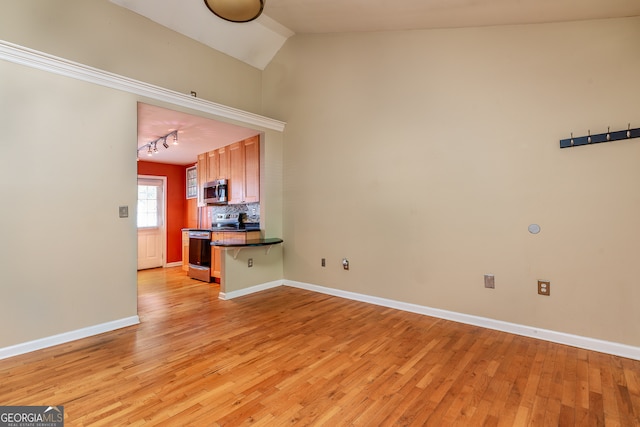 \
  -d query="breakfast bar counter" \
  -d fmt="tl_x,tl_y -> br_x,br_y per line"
211,238 -> 283,248
212,238 -> 283,259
